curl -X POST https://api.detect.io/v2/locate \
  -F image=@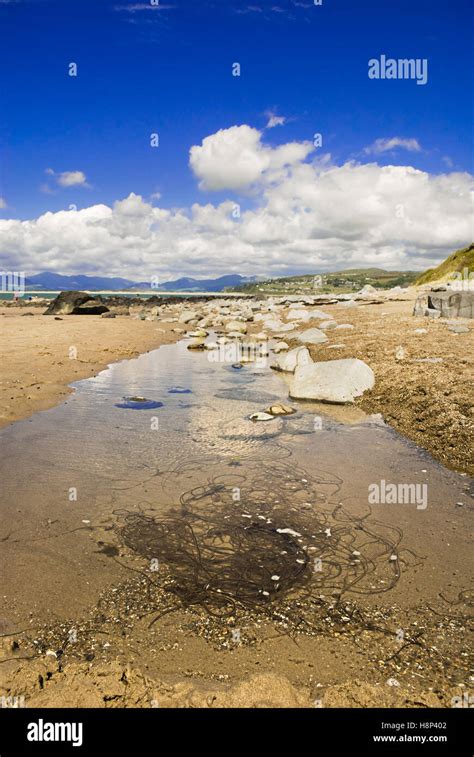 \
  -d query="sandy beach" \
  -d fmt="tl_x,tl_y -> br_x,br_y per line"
0,293 -> 472,709
1,295 -> 472,474
0,307 -> 181,428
